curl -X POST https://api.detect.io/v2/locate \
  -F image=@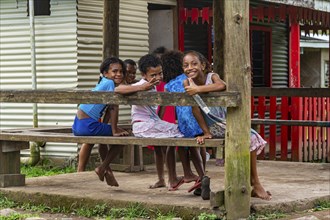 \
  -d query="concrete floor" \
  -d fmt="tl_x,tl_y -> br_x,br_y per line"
0,160 -> 329,219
